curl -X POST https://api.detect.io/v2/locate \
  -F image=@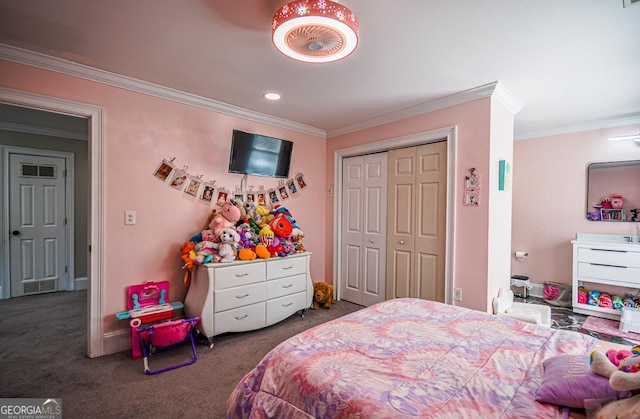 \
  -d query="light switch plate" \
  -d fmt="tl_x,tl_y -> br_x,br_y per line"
125,210 -> 136,225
